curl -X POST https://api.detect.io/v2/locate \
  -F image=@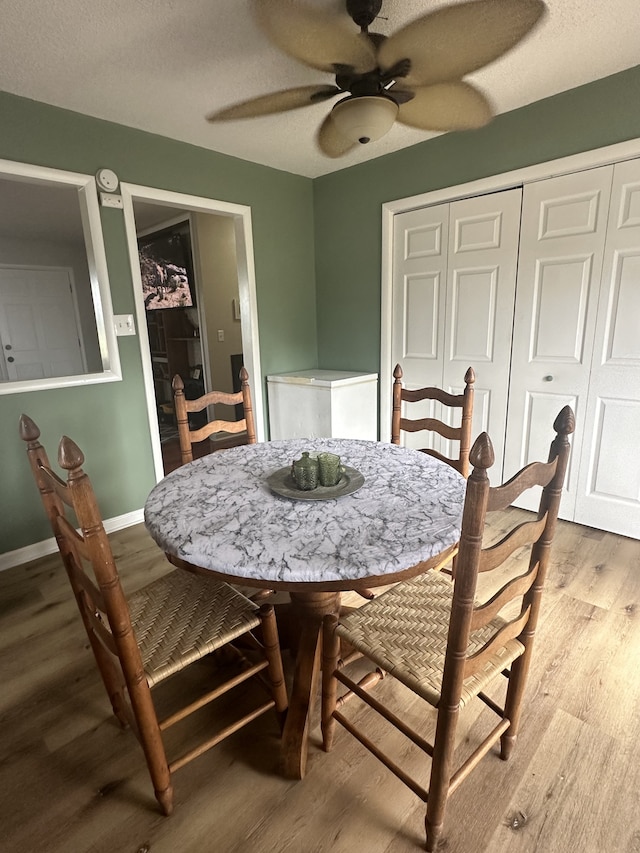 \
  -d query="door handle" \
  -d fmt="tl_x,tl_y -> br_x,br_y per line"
7,356 -> 15,362
4,344 -> 11,350
543,375 -> 553,382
